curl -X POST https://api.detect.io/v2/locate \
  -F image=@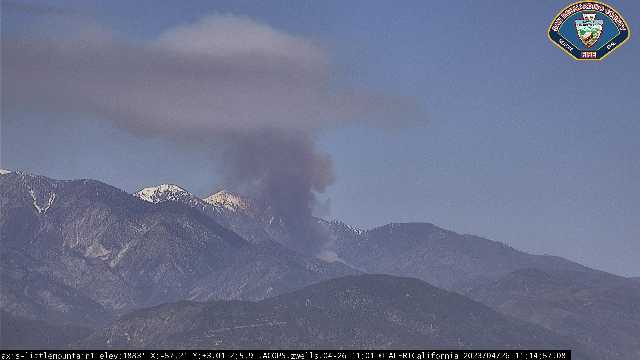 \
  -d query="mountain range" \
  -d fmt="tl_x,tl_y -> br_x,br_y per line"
1,170 -> 638,359
0,171 -> 355,325
79,275 -> 591,356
